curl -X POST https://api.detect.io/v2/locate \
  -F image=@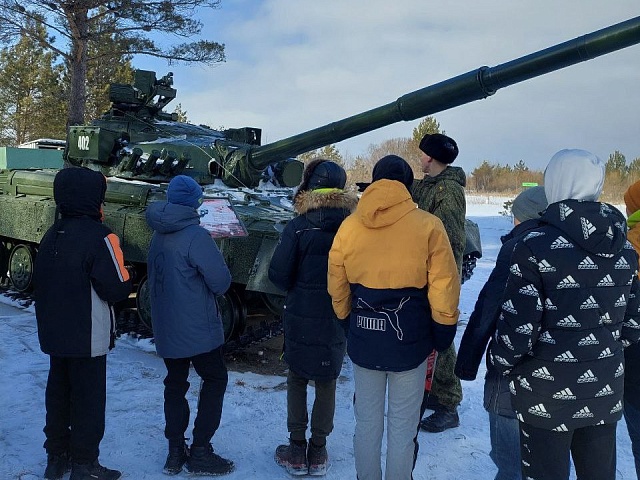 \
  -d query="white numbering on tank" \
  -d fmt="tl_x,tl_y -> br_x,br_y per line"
77,135 -> 91,151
